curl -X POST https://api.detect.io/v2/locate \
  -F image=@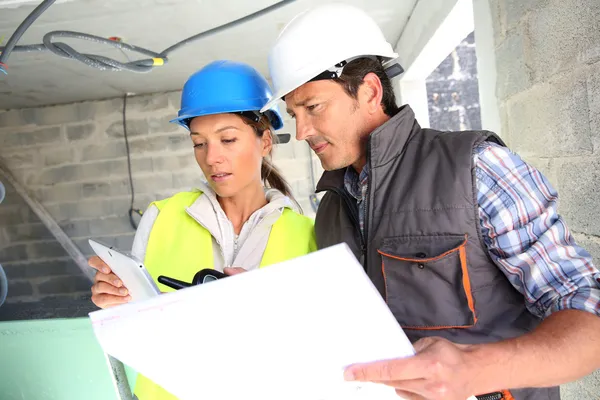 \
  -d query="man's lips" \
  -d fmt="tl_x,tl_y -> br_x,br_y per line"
311,142 -> 329,154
